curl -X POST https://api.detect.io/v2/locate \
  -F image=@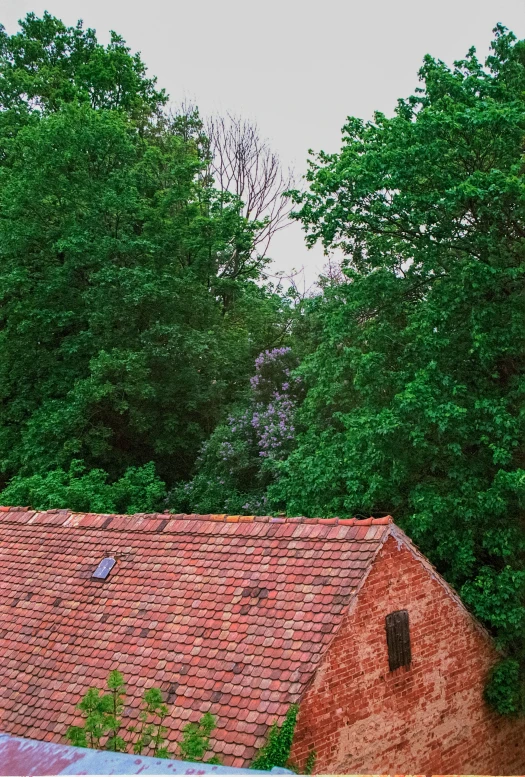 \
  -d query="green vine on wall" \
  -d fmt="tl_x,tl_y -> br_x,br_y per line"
251,704 -> 311,772
303,750 -> 317,775
485,658 -> 525,717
